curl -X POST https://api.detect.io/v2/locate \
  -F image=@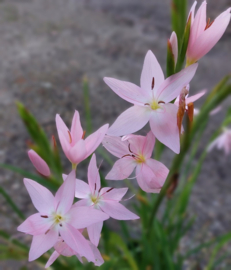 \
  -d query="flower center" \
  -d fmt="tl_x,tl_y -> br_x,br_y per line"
150,100 -> 161,110
52,213 -> 65,224
136,154 -> 146,164
90,194 -> 101,205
